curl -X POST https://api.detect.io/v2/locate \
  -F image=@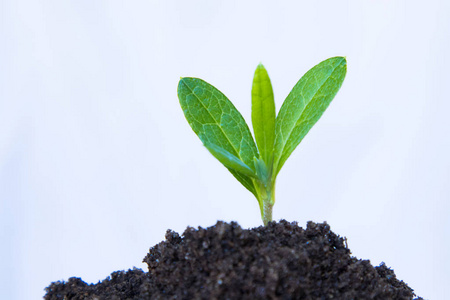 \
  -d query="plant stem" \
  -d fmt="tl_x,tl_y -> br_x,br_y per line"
262,200 -> 273,226
259,180 -> 275,226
